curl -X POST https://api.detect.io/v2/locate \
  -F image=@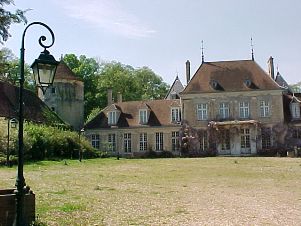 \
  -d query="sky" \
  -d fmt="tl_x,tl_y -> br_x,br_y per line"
3,0 -> 301,85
